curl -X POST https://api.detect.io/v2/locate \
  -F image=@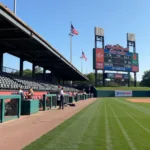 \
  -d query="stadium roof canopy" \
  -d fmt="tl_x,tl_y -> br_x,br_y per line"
0,3 -> 88,81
